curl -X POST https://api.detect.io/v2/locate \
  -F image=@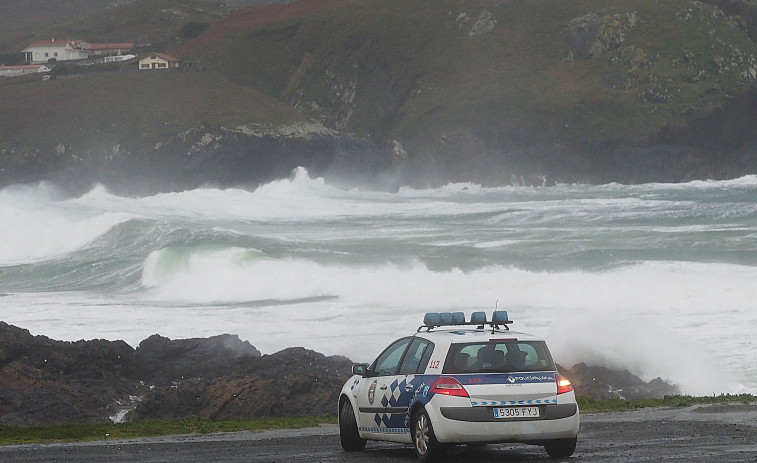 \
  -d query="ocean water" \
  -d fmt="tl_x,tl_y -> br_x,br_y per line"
1,167 -> 756,396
